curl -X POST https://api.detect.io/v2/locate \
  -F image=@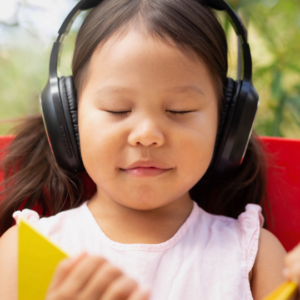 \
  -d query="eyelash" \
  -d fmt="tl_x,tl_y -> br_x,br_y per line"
107,110 -> 193,115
